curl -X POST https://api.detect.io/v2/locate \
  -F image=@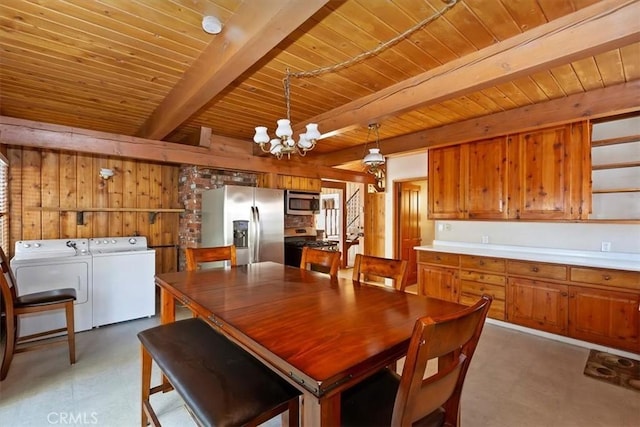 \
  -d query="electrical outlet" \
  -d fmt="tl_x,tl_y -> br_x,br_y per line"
601,241 -> 611,252
481,235 -> 489,244
444,223 -> 452,231
437,223 -> 444,232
